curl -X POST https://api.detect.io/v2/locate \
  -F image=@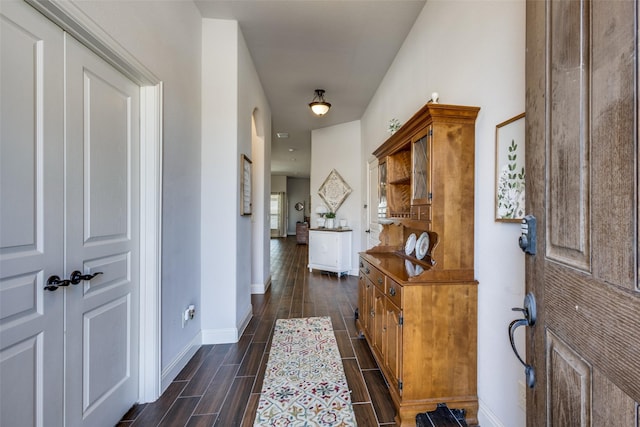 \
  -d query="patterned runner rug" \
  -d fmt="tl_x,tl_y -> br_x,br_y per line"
254,316 -> 357,426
